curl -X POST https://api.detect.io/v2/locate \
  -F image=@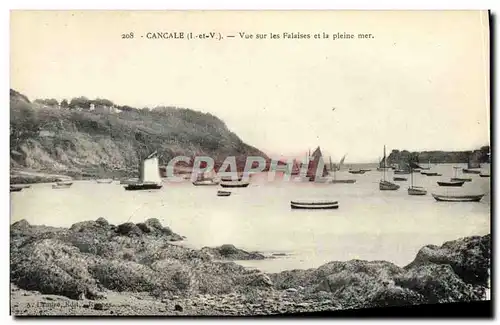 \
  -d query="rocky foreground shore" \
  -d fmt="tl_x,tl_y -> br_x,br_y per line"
10,218 -> 490,316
